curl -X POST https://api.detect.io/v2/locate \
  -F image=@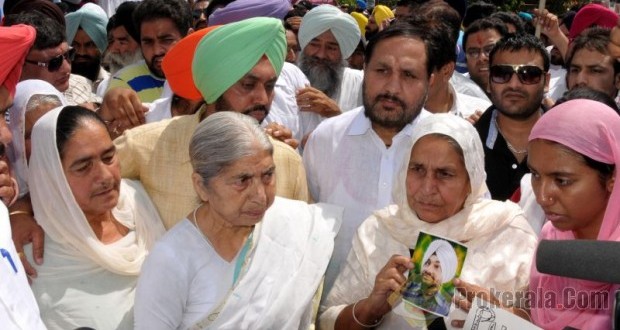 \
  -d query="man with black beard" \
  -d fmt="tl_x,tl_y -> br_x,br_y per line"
303,20 -> 440,295
65,4 -> 110,92
474,34 -> 550,200
296,5 -> 363,121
